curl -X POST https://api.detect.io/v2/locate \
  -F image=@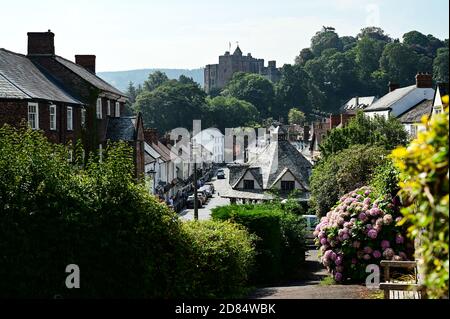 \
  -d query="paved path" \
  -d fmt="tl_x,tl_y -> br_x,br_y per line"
179,168 -> 231,221
250,249 -> 374,299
